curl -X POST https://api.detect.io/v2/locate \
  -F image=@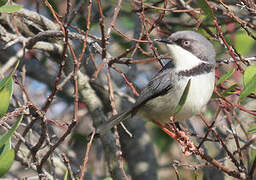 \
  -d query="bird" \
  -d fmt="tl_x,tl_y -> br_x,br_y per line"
97,30 -> 216,136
